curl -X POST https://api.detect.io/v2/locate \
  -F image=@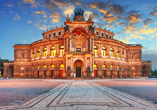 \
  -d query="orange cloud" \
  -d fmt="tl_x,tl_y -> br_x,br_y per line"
35,11 -> 45,15
14,14 -> 20,20
52,19 -> 59,23
35,11 -> 47,17
27,21 -> 32,23
117,39 -> 136,44
130,34 -> 145,39
49,12 -> 60,18
129,15 -> 141,23
35,23 -> 47,30
6,4 -> 13,7
30,4 -> 37,8
102,13 -> 118,23
23,0 -> 35,4
99,9 -> 108,15
140,27 -> 157,35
